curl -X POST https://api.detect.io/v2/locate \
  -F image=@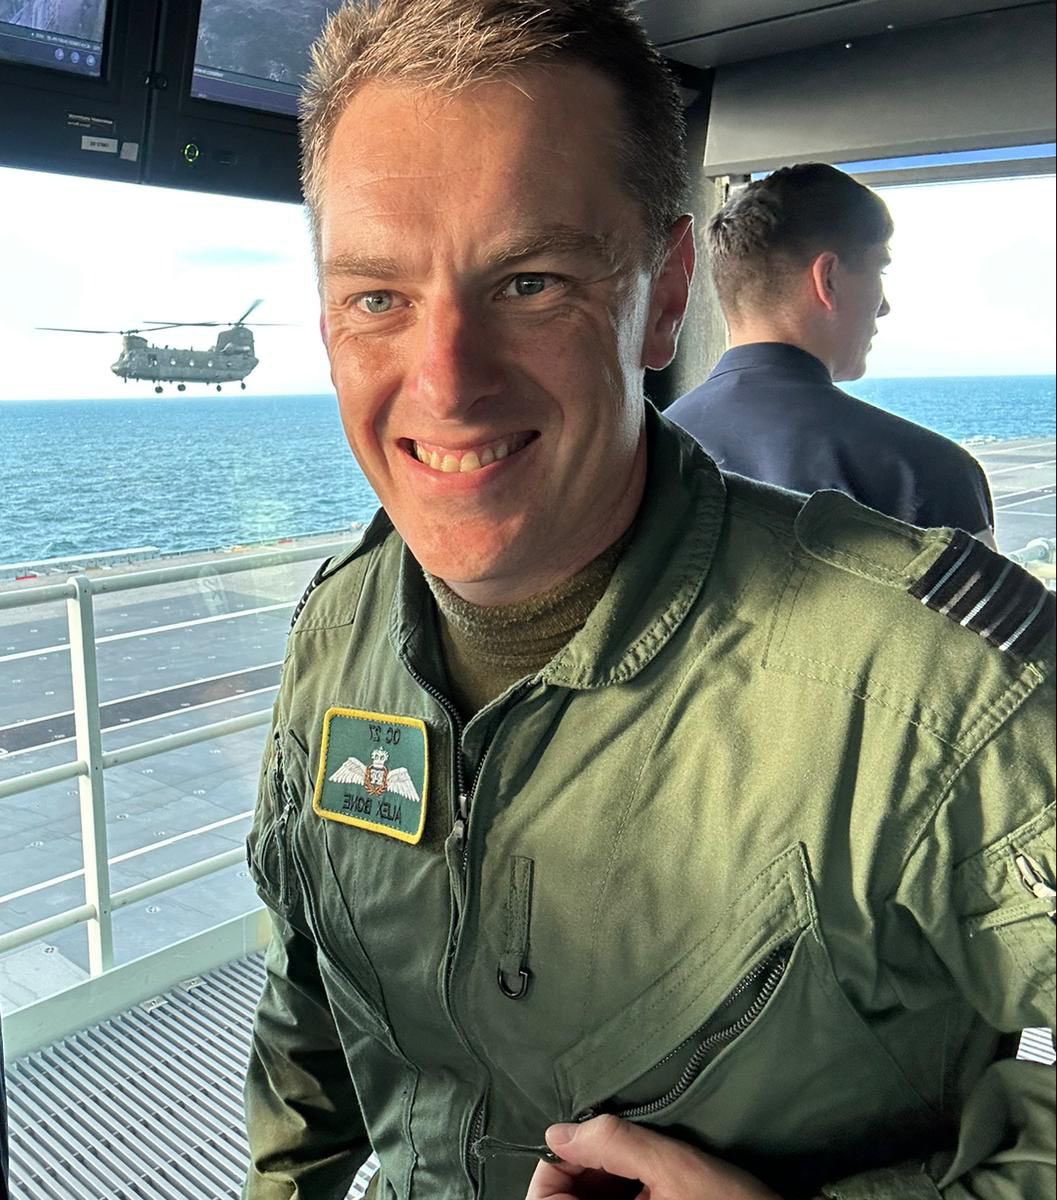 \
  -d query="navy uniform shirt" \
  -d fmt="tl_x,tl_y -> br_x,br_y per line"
666,343 -> 995,536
